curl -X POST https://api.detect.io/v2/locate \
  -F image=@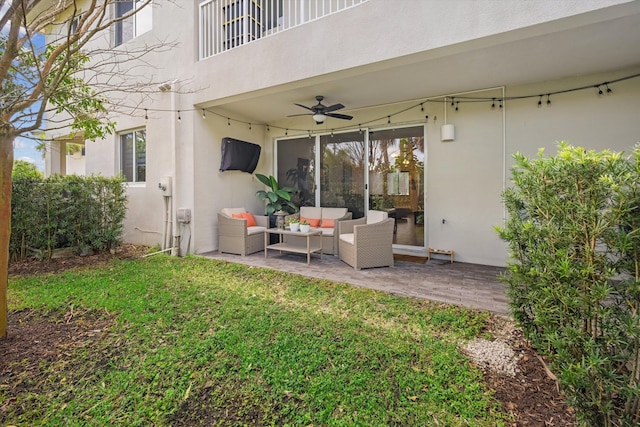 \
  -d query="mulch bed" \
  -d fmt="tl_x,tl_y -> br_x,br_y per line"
3,245 -> 576,425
